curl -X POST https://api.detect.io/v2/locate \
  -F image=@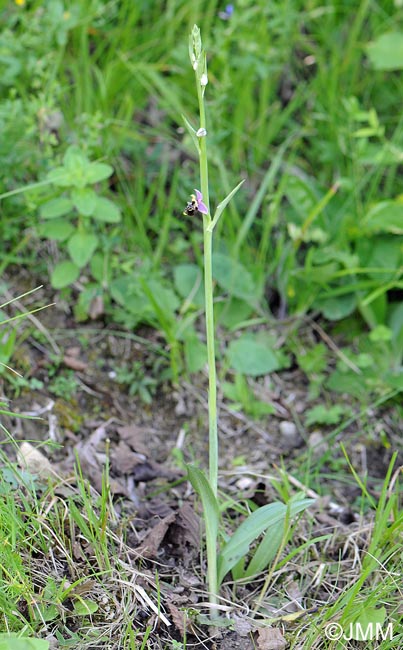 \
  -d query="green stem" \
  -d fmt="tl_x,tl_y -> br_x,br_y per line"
196,78 -> 218,499
196,56 -> 219,616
